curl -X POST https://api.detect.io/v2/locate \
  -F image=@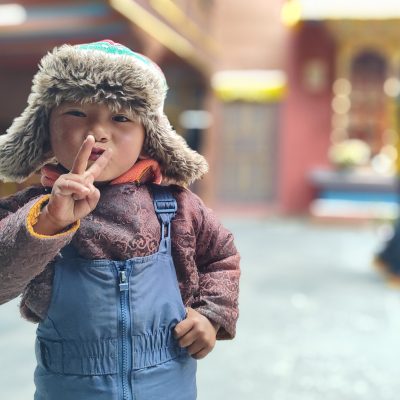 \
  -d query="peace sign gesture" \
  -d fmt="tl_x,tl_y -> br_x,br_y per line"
34,135 -> 112,235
